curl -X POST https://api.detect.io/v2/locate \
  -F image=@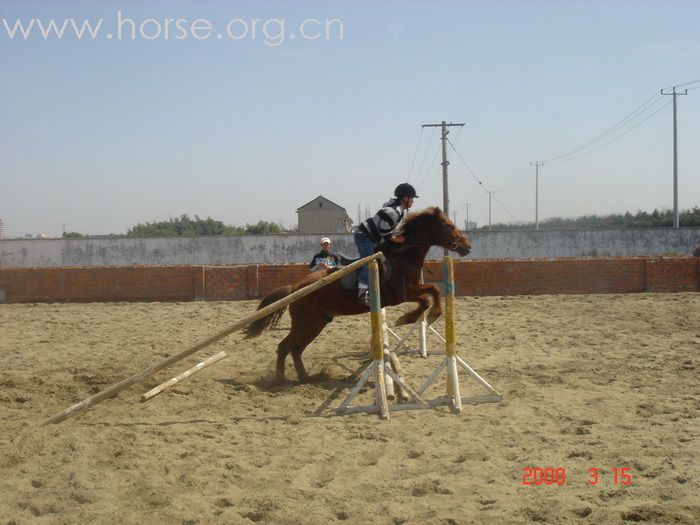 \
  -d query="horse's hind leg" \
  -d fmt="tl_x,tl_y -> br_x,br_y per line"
290,318 -> 328,383
275,338 -> 292,384
276,314 -> 328,383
